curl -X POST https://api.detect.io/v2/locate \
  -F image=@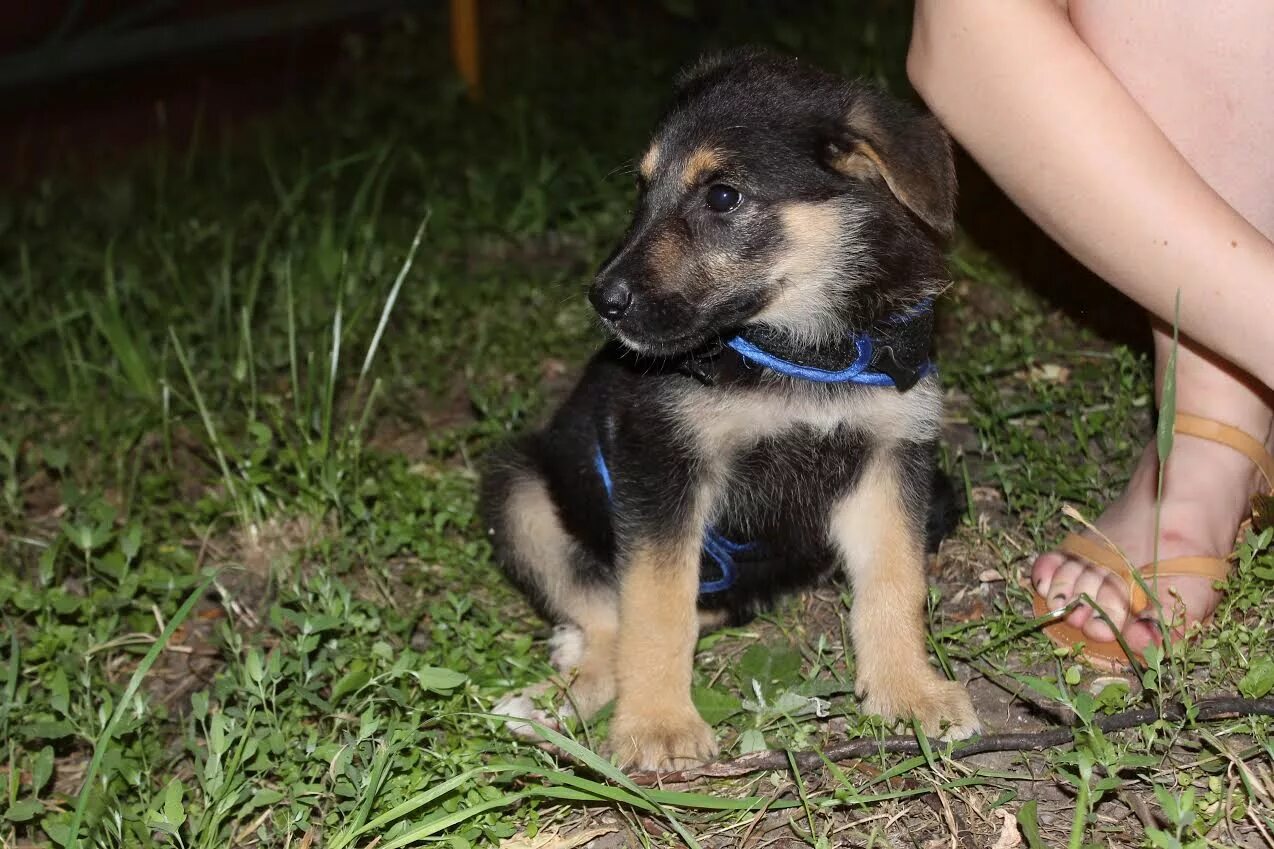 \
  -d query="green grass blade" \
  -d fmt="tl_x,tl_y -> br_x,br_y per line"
377,791 -> 529,849
86,294 -> 158,402
643,787 -> 799,811
1155,290 -> 1182,469
1018,800 -> 1046,849
357,212 -> 430,393
334,765 -> 527,846
285,257 -> 301,423
169,330 -> 247,525
339,142 -> 394,249
473,712 -> 702,848
540,772 -> 659,813
911,719 -> 938,773
1,629 -> 18,742
1152,291 -> 1181,567
473,712 -> 641,793
320,295 -> 343,456
345,739 -> 394,838
67,575 -> 215,849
